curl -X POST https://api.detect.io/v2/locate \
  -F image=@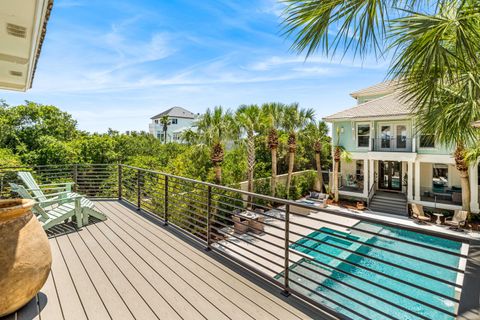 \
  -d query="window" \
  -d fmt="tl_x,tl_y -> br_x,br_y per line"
396,125 -> 407,149
380,125 -> 391,148
355,161 -> 364,182
432,164 -> 448,191
154,120 -> 158,124
357,124 -> 370,148
171,118 -> 178,124
420,134 -> 435,148
173,133 -> 180,141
